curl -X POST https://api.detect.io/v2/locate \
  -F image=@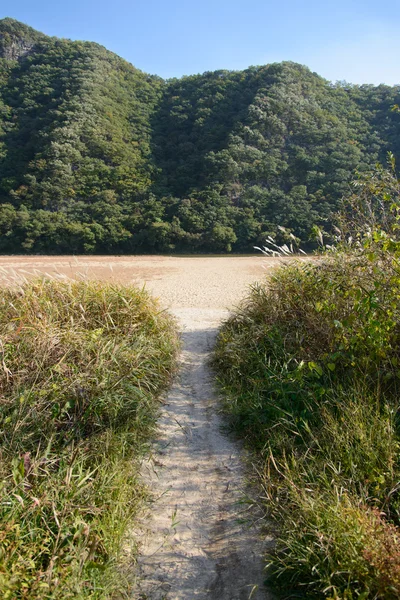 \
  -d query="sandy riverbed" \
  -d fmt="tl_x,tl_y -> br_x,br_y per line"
0,255 -> 277,309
